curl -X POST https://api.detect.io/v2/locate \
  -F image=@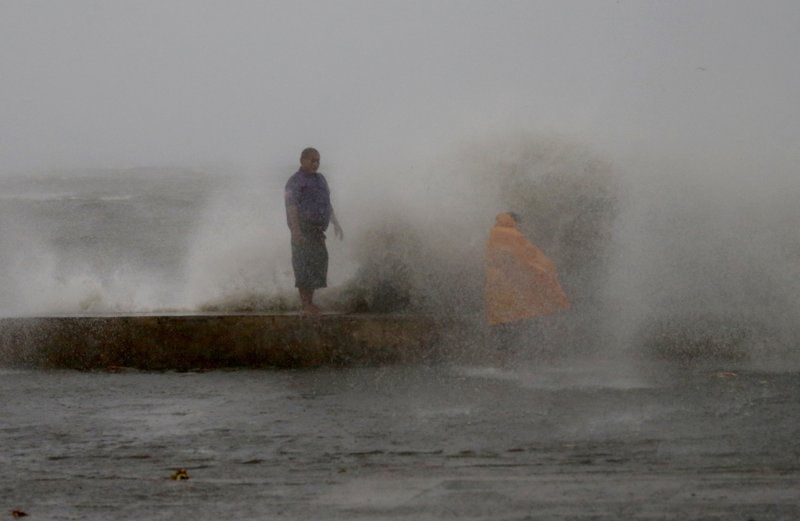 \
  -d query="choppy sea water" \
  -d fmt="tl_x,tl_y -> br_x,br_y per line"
2,361 -> 798,520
